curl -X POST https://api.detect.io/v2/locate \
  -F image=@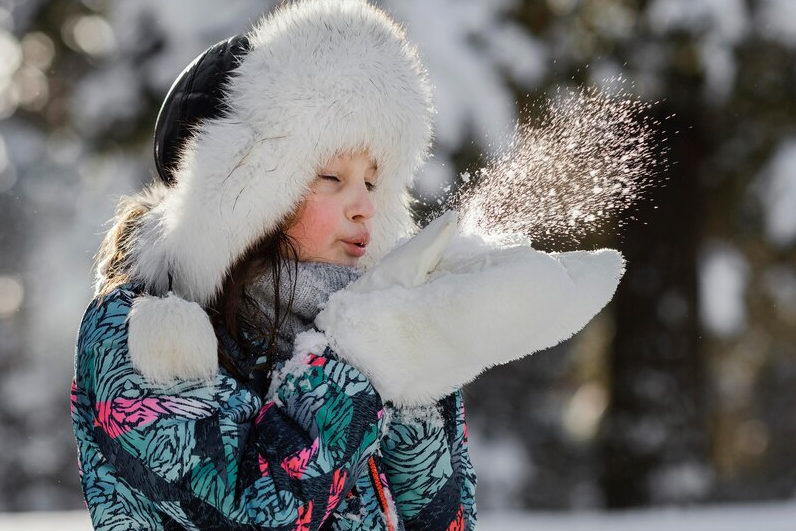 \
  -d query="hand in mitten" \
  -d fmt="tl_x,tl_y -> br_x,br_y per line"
315,210 -> 625,407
